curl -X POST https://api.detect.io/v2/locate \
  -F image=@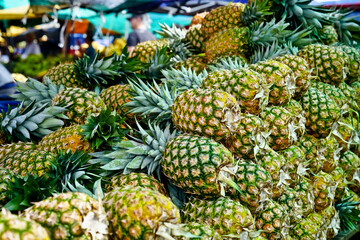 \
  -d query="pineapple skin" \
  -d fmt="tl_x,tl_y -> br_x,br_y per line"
52,87 -> 105,125
201,68 -> 268,116
0,210 -> 50,240
0,149 -> 56,177
105,172 -> 166,195
24,192 -> 107,240
223,113 -> 263,160
318,25 -> 339,45
181,196 -> 254,236
45,62 -> 88,89
103,186 -> 180,240
300,88 -> 341,138
250,60 -> 295,106
271,55 -> 311,100
175,222 -> 221,240
99,84 -> 134,121
162,134 -> 234,197
173,55 -> 208,74
172,89 -> 240,141
298,44 -> 349,86
132,39 -> 170,62
37,125 -> 91,154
